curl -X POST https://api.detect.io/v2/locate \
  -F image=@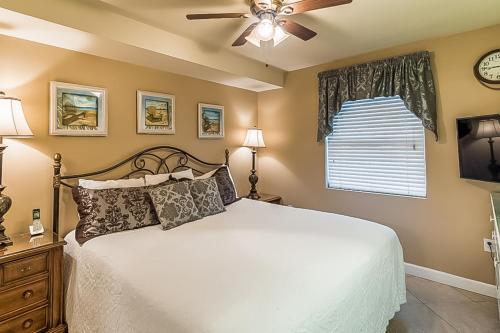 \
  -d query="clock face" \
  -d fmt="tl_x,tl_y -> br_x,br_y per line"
475,49 -> 500,84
